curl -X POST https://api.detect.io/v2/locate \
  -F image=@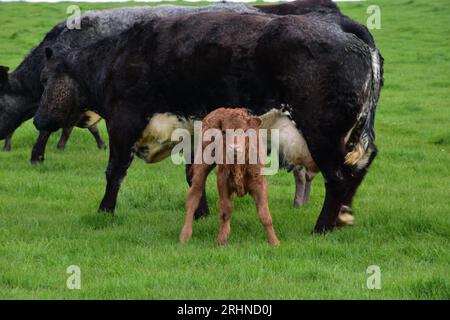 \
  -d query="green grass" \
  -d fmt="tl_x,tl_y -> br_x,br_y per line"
0,0 -> 449,299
